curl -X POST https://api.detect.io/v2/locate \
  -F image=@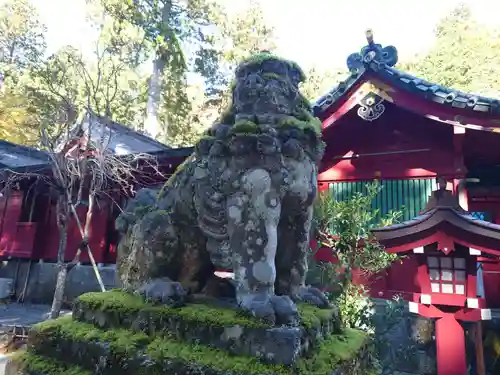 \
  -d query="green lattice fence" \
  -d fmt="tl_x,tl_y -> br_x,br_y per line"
328,179 -> 438,221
